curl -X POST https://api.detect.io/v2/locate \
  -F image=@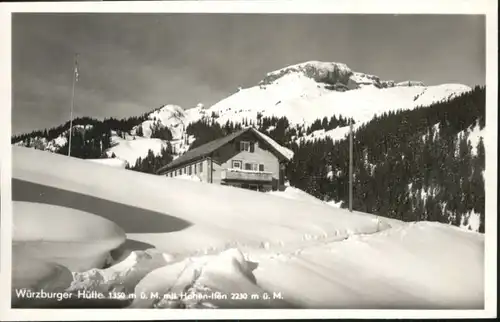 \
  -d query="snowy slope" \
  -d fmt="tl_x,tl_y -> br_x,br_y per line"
207,80 -> 470,128
297,124 -> 356,144
11,146 -> 484,309
205,61 -> 470,127
105,134 -> 168,166
103,61 -> 469,165
134,104 -> 205,140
